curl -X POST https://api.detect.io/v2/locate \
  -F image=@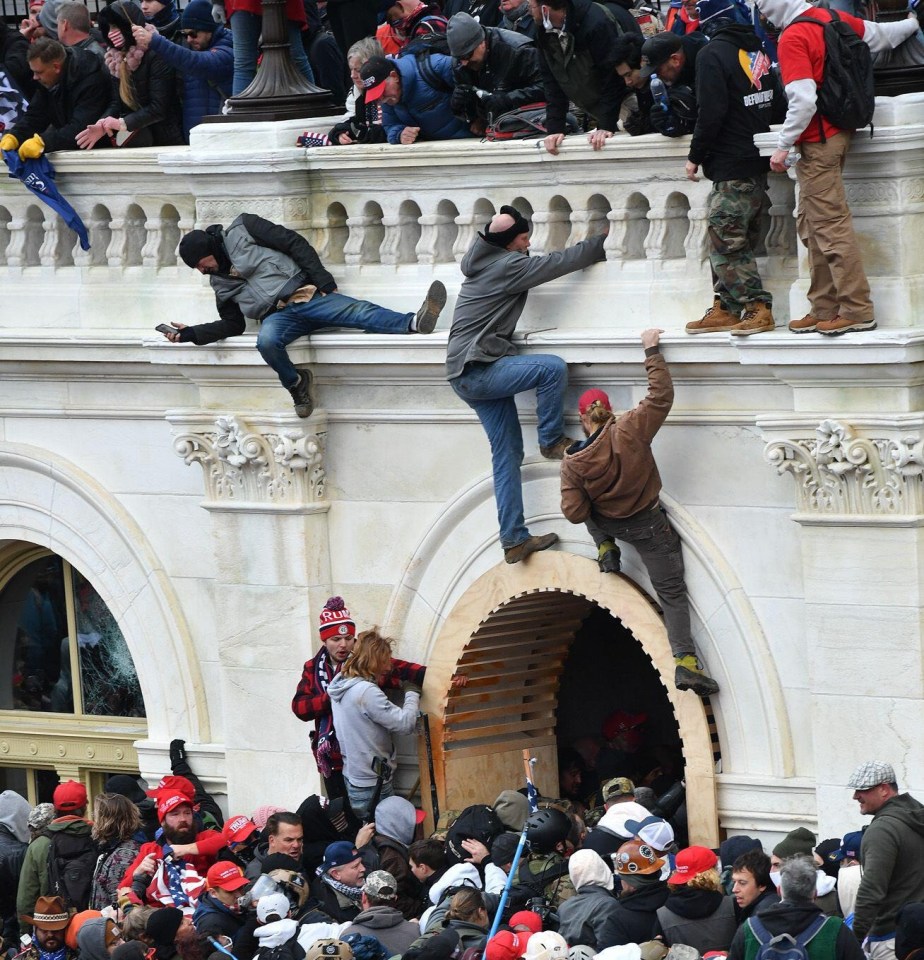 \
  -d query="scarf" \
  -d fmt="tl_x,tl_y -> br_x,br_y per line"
104,45 -> 145,77
321,872 -> 363,905
314,649 -> 340,777
32,935 -> 66,960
